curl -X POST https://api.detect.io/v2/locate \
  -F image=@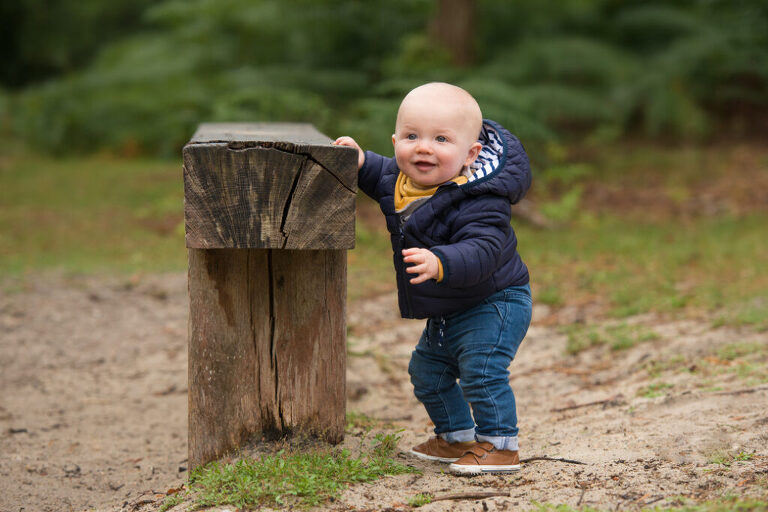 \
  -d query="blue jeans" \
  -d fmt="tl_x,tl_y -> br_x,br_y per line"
408,284 -> 532,451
